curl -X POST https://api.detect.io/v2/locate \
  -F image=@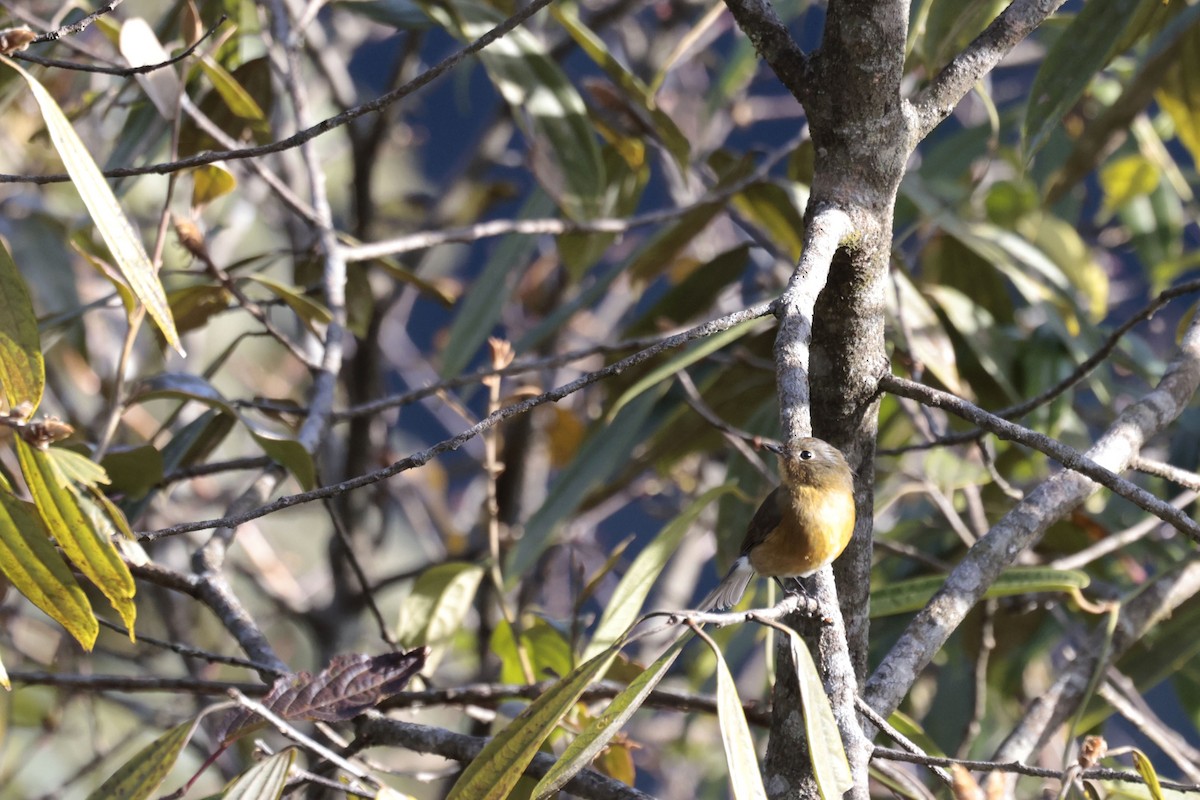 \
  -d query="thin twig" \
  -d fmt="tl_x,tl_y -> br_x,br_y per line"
881,374 -> 1200,545
0,0 -> 560,185
872,746 -> 1200,793
17,15 -> 226,74
139,302 -> 776,541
